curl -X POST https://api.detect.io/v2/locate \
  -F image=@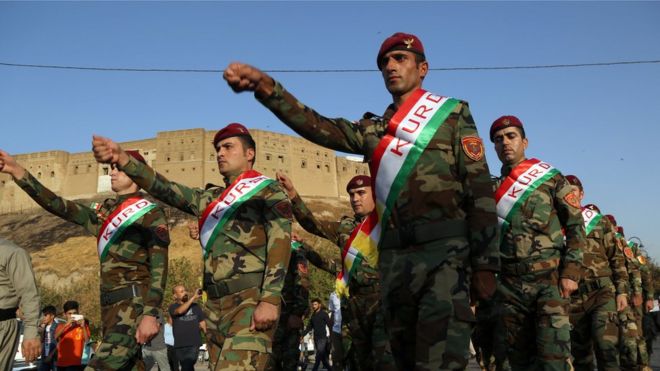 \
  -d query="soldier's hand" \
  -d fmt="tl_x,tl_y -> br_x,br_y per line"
616,294 -> 628,312
250,301 -> 279,332
135,315 -> 159,345
559,278 -> 578,298
92,135 -> 130,166
21,337 -> 41,363
223,63 -> 274,97
0,150 -> 26,179
276,171 -> 298,199
633,293 -> 643,307
645,299 -> 654,312
470,270 -> 497,303
188,221 -> 200,240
